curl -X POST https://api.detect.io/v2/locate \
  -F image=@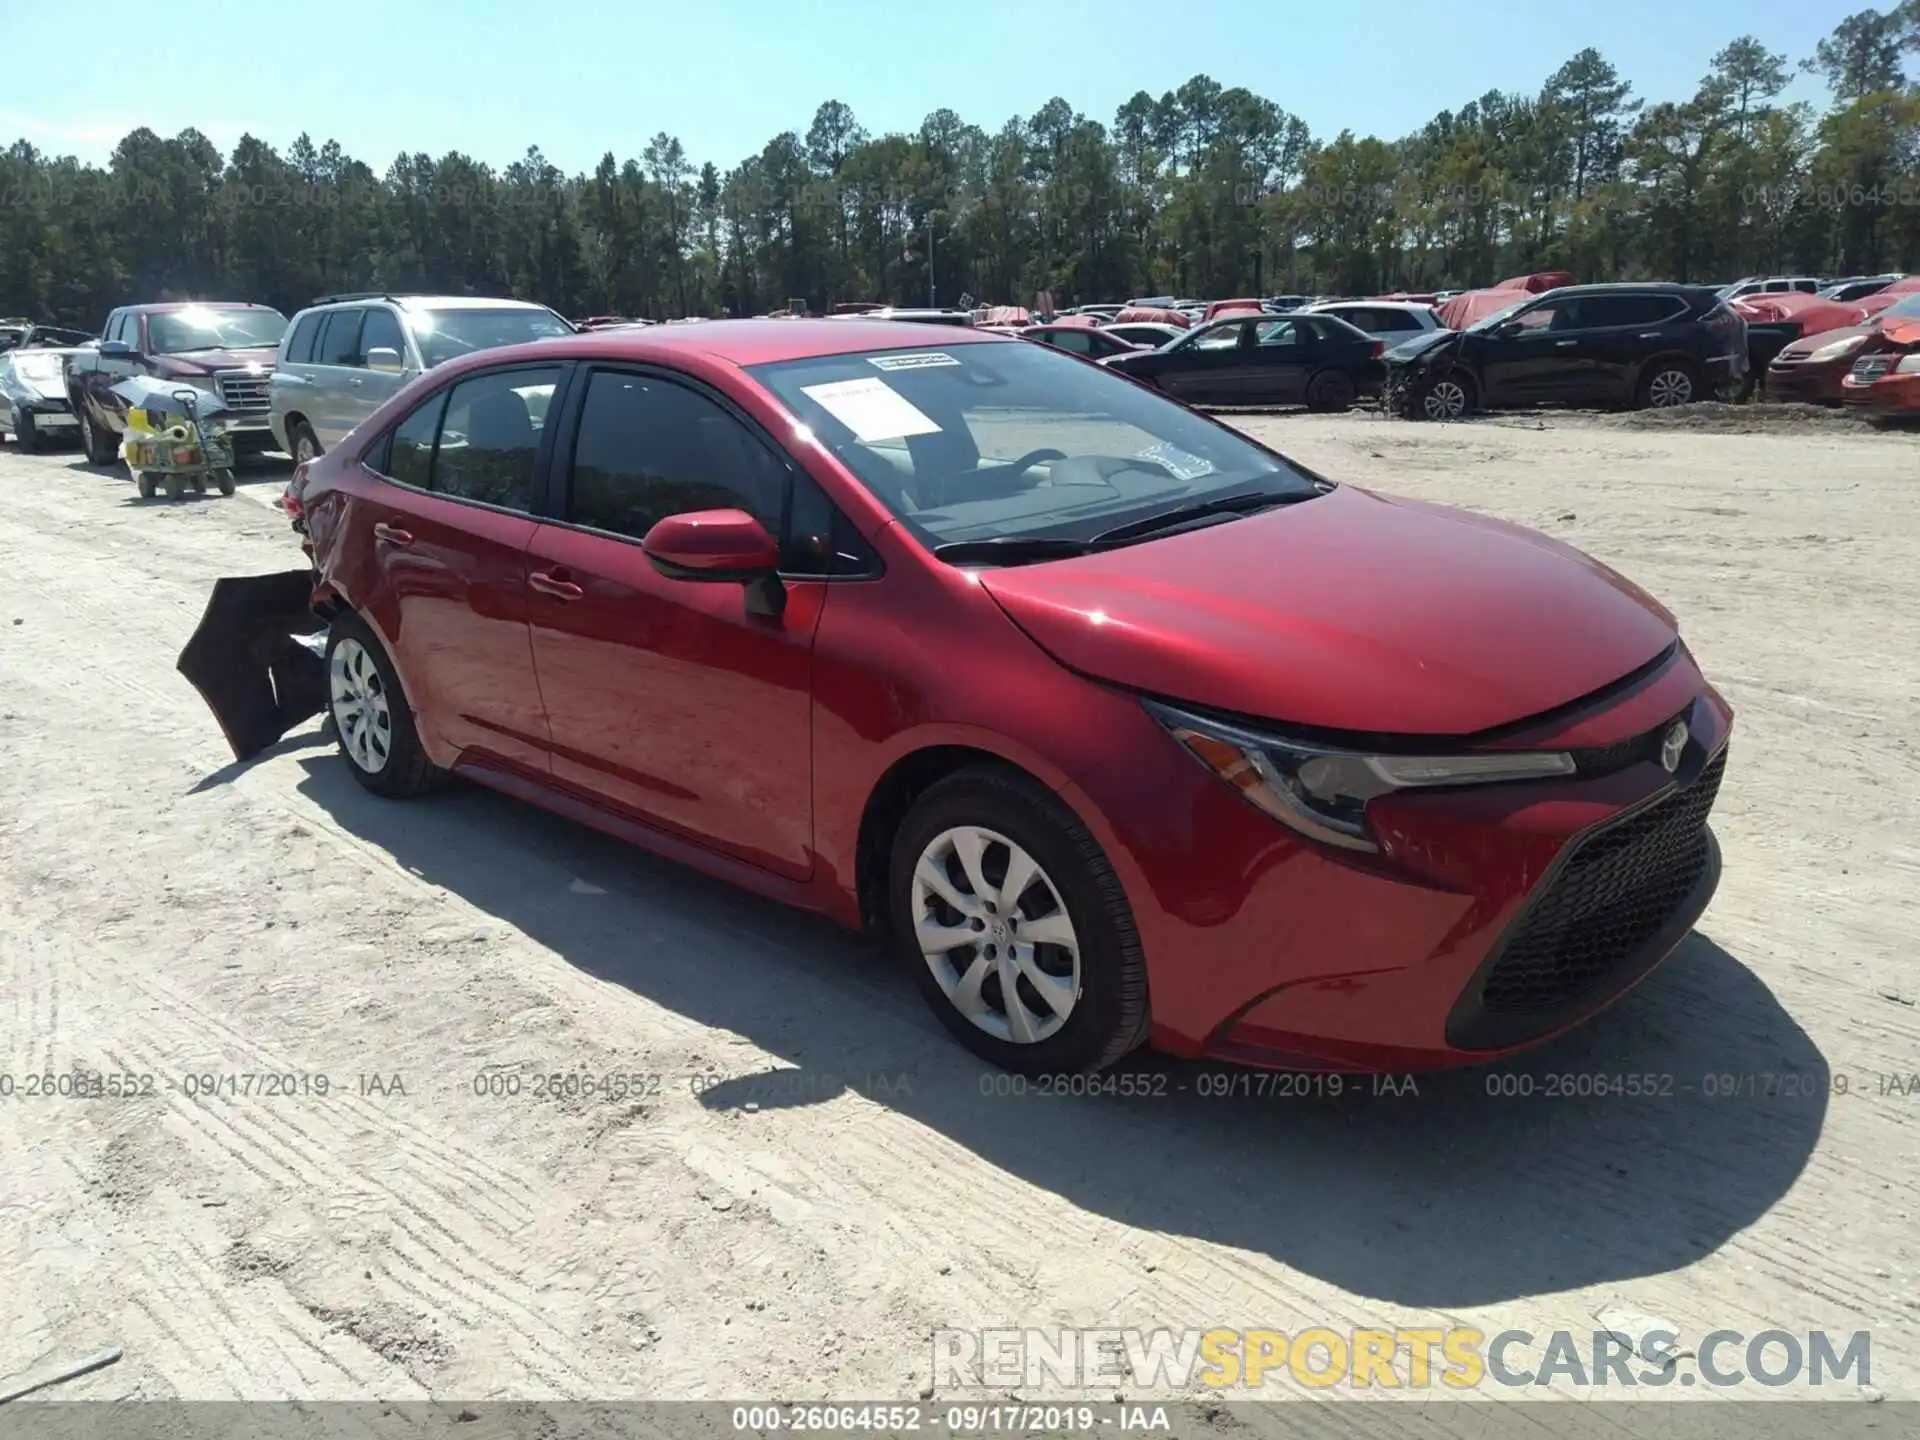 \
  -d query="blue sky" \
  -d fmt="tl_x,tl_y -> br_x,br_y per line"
0,0 -> 1862,175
